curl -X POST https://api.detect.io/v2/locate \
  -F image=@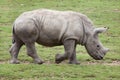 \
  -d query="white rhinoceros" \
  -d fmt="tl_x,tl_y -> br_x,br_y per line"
9,9 -> 109,64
